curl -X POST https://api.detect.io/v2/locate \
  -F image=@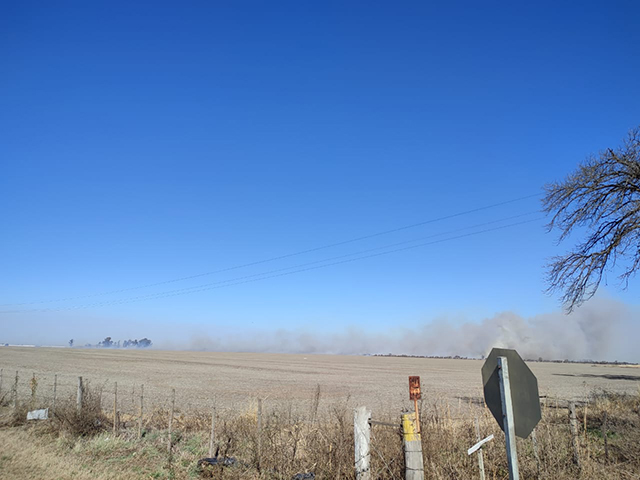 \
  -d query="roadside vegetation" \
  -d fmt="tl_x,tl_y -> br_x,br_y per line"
1,381 -> 639,479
